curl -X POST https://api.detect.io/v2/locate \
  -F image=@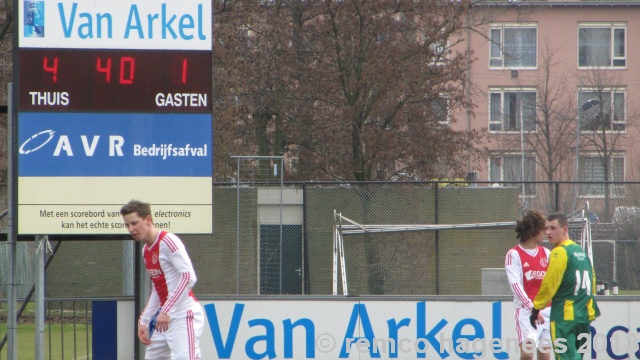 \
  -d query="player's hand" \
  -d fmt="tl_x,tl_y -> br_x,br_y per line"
137,325 -> 152,345
155,312 -> 171,333
529,308 -> 541,329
